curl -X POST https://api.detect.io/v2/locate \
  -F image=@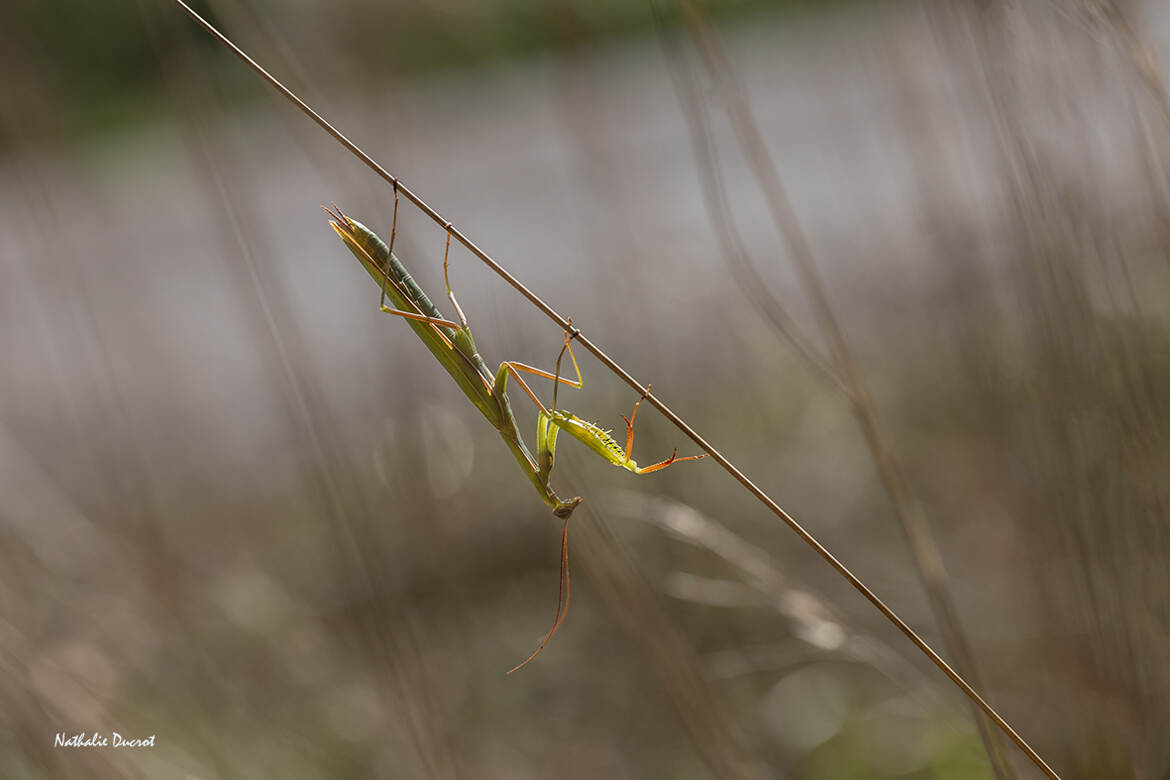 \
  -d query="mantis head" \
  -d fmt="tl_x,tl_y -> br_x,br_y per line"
553,496 -> 583,519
